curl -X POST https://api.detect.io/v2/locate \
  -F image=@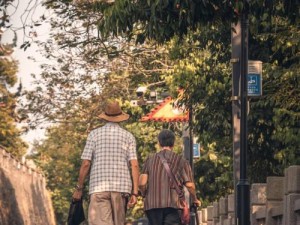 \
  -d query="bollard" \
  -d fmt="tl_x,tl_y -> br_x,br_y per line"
190,205 -> 199,225
190,210 -> 196,225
